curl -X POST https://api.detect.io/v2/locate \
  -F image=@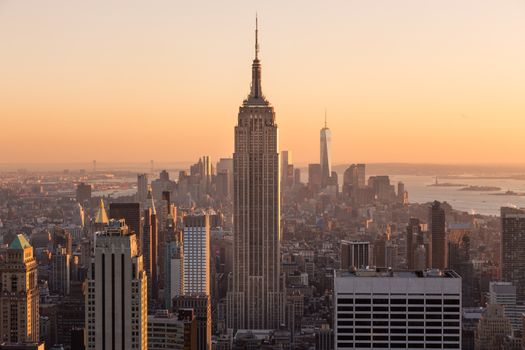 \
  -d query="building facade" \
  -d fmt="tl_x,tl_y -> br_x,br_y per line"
85,220 -> 147,350
334,268 -> 462,350
501,207 -> 525,302
0,235 -> 39,344
430,200 -> 447,269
